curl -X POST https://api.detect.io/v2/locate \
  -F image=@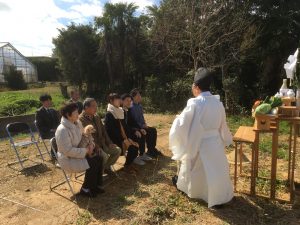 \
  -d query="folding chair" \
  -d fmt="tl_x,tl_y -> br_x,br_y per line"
49,137 -> 76,196
6,122 -> 45,170
50,137 -> 85,200
34,120 -> 51,157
